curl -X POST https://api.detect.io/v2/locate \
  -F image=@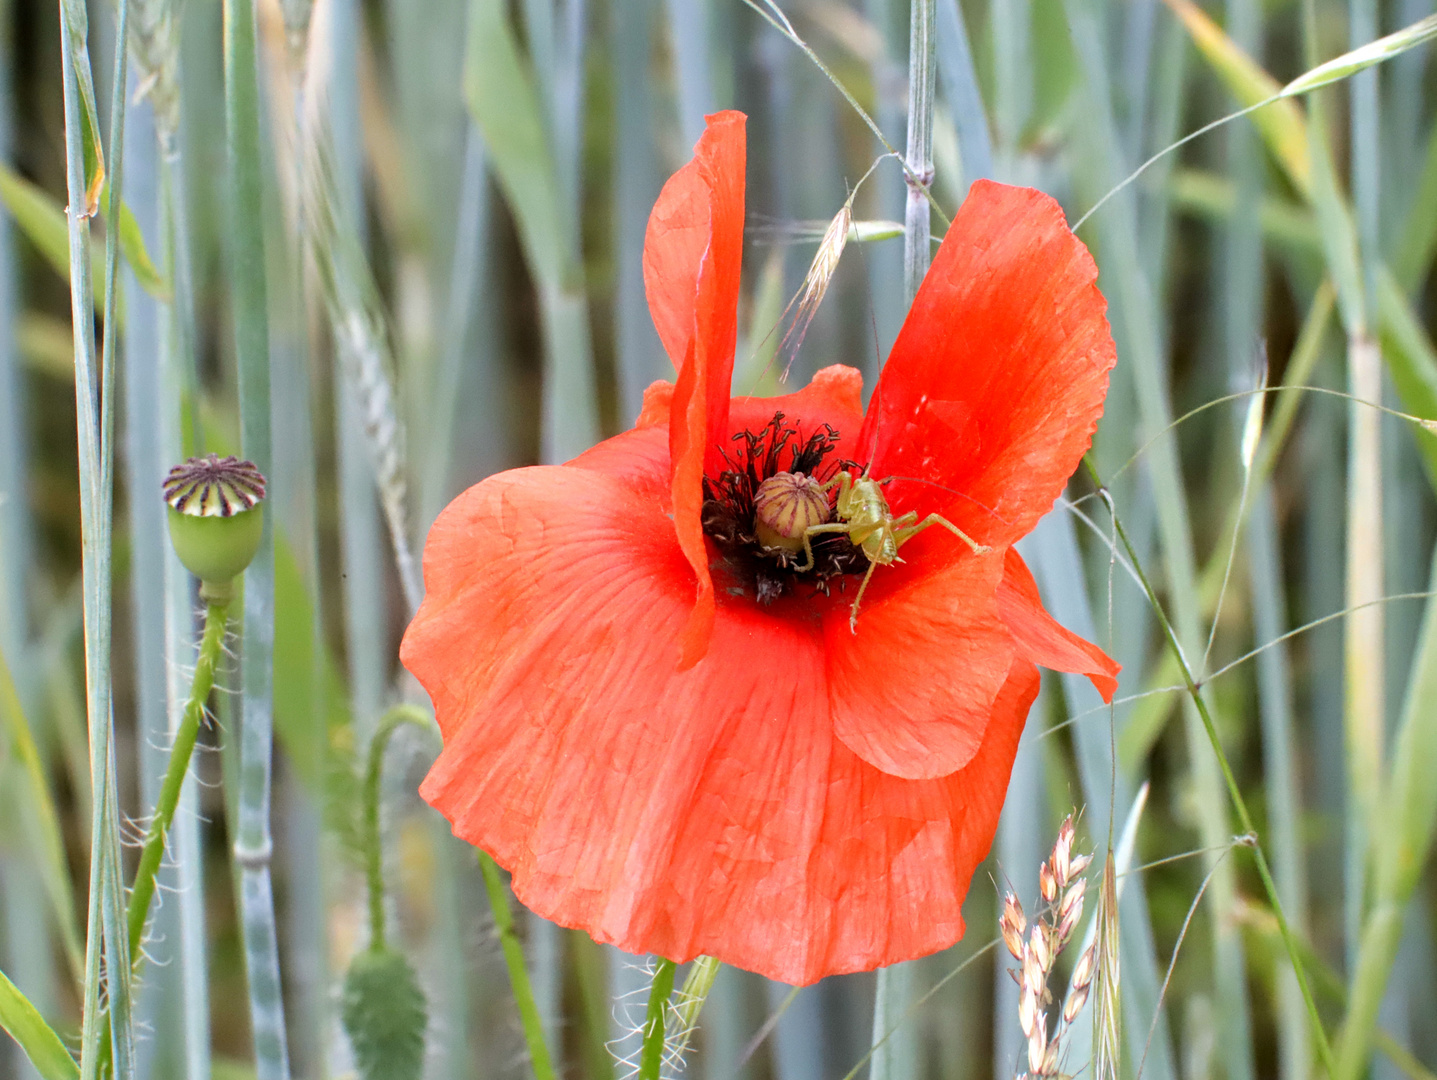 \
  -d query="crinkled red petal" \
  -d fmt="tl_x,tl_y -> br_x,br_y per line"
643,110 -> 746,669
826,547 -> 1013,779
402,455 -> 1040,985
859,181 -> 1116,550
997,548 -> 1120,701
